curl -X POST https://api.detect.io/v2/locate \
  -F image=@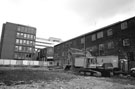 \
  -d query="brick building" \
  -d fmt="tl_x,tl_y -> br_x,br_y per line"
54,16 -> 135,71
0,22 -> 36,60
